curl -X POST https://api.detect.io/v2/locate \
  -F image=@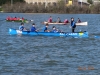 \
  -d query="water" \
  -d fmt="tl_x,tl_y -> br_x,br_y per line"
0,13 -> 100,75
